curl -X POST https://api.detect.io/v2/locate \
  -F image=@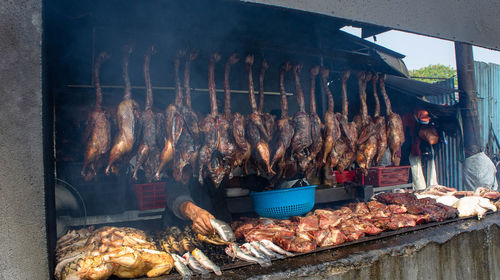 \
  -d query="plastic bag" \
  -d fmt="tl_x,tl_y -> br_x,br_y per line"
463,152 -> 498,191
